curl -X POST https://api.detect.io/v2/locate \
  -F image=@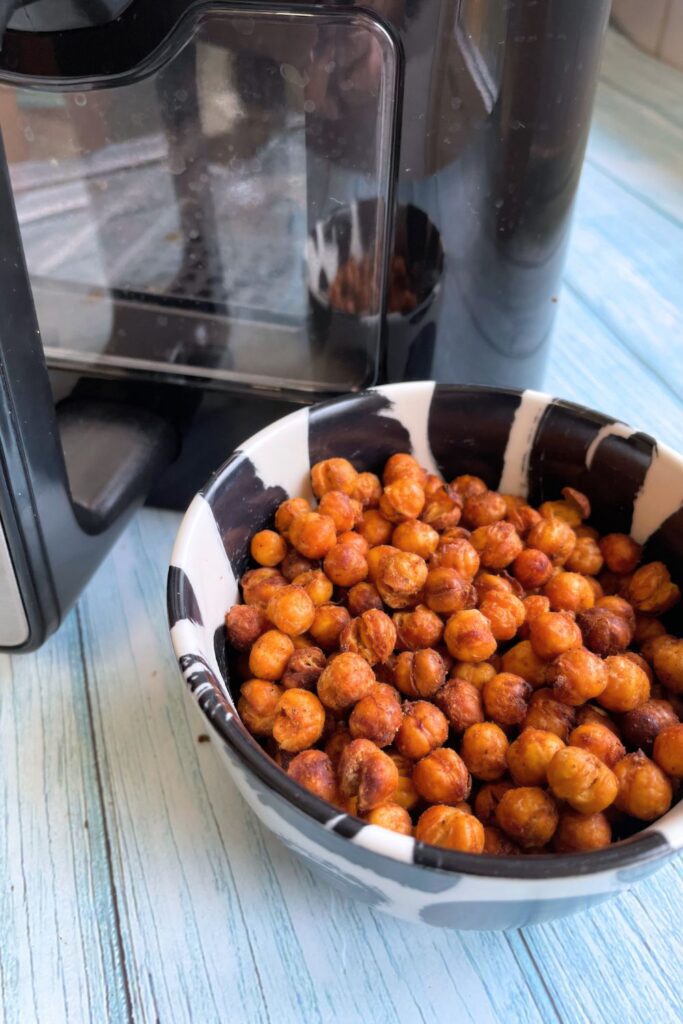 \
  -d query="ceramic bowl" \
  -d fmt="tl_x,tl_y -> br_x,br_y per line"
167,381 -> 683,930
